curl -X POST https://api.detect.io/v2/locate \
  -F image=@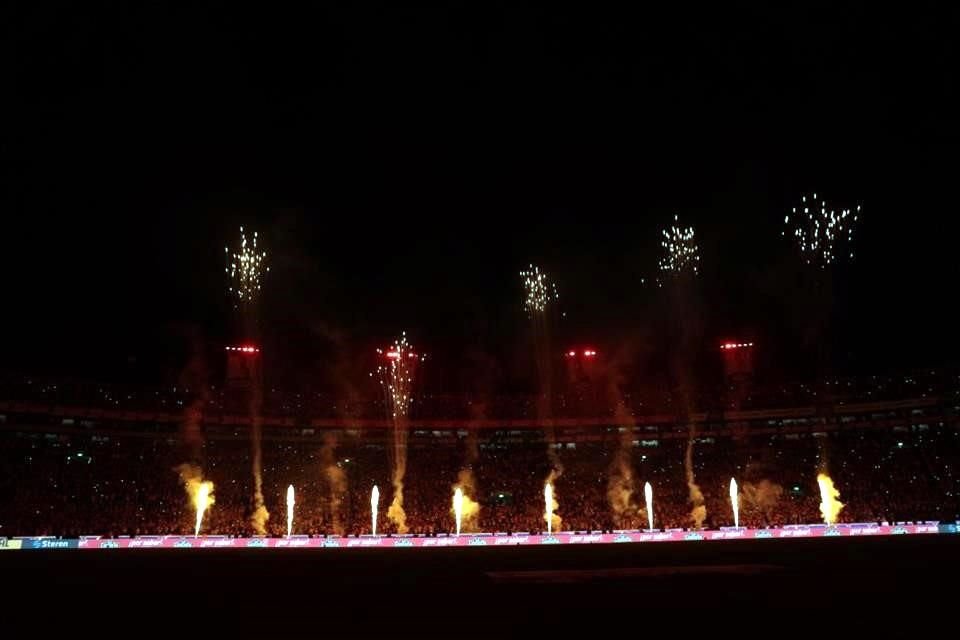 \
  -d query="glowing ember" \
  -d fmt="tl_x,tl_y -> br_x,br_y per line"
371,485 -> 380,536
286,484 -> 295,537
817,474 -> 845,525
730,478 -> 739,528
644,482 -> 654,531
